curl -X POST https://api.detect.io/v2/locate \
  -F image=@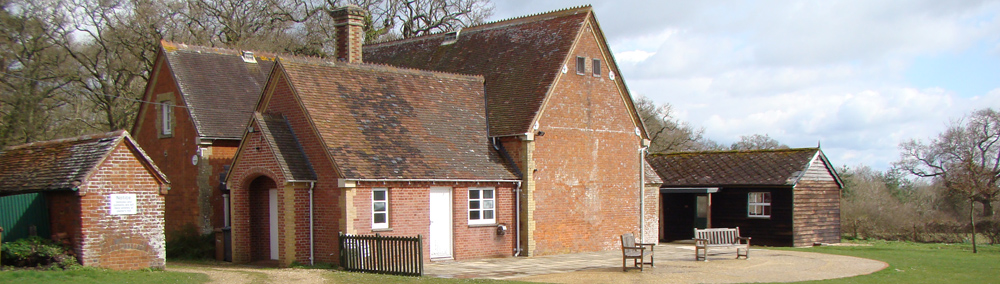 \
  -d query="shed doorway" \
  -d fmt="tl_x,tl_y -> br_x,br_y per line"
429,187 -> 453,259
660,188 -> 717,242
